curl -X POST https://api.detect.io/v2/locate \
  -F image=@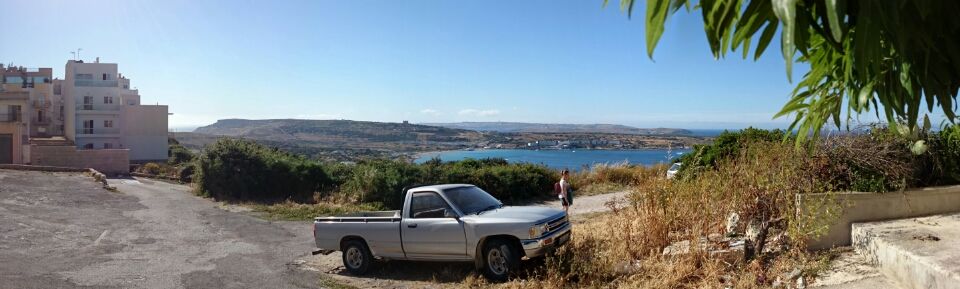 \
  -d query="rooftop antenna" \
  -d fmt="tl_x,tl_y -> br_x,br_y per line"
70,51 -> 76,60
77,48 -> 82,61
